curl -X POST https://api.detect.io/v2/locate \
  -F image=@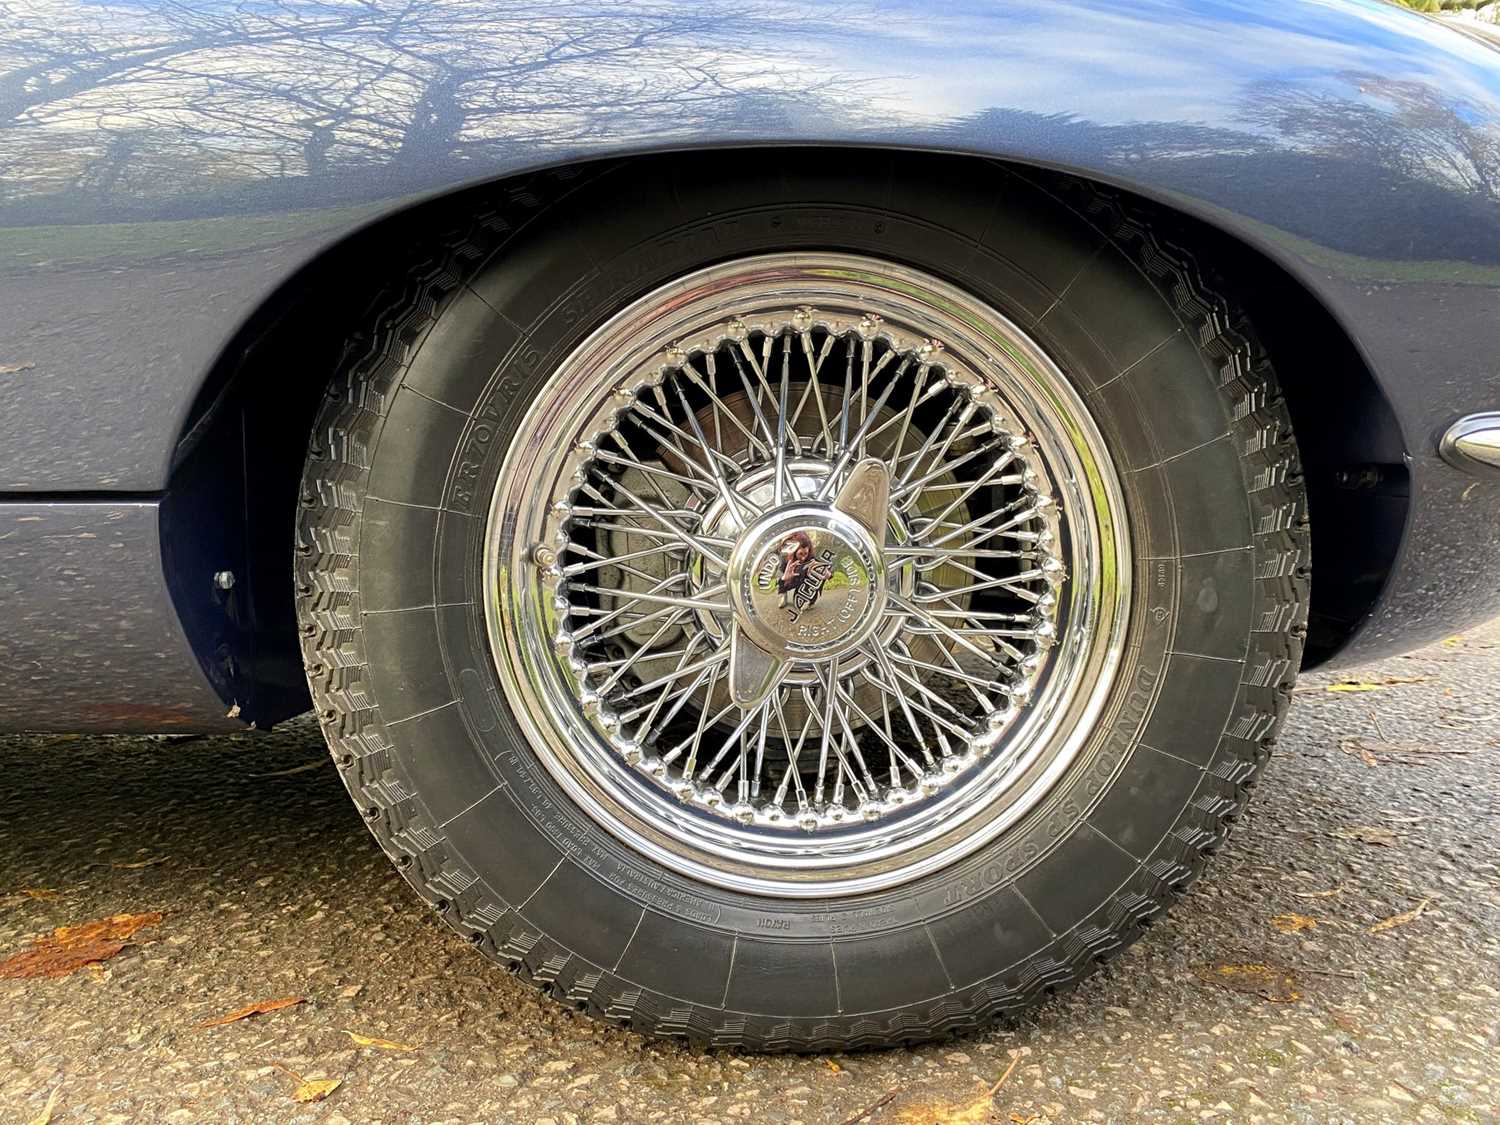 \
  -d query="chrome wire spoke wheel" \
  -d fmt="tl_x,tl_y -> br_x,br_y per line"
487,252 -> 1129,896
